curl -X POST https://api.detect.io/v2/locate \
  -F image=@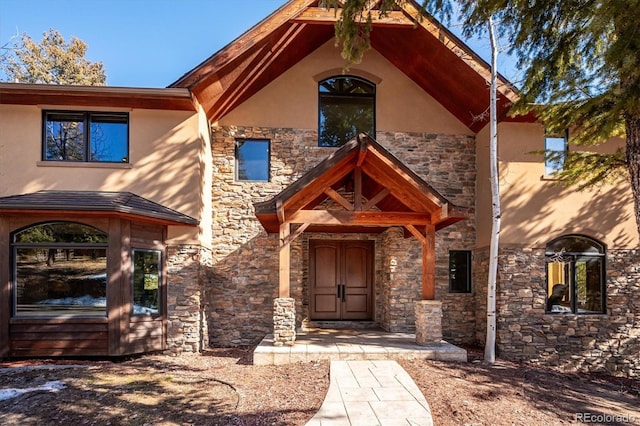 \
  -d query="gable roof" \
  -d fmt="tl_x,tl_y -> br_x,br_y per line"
170,0 -> 520,132
254,133 -> 467,234
0,191 -> 198,226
